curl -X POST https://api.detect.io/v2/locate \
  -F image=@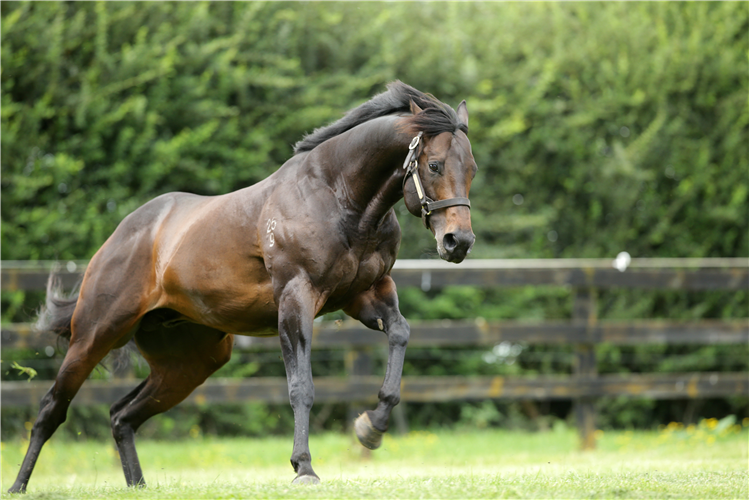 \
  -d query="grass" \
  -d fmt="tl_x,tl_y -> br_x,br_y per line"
1,420 -> 747,499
